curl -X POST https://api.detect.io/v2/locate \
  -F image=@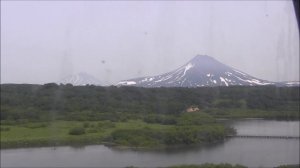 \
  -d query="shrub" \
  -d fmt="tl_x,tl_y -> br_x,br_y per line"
23,122 -> 48,129
143,114 -> 177,125
0,127 -> 10,131
110,128 -> 162,147
177,113 -> 215,126
97,120 -> 115,128
86,128 -> 98,133
69,127 -> 85,135
83,122 -> 90,128
0,120 -> 17,125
